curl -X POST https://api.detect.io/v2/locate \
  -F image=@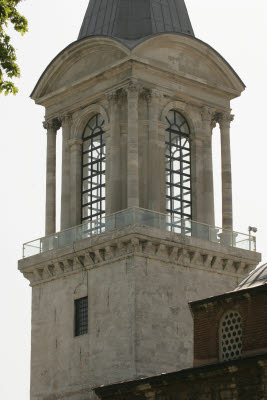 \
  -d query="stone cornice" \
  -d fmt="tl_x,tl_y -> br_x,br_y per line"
19,226 -> 260,286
